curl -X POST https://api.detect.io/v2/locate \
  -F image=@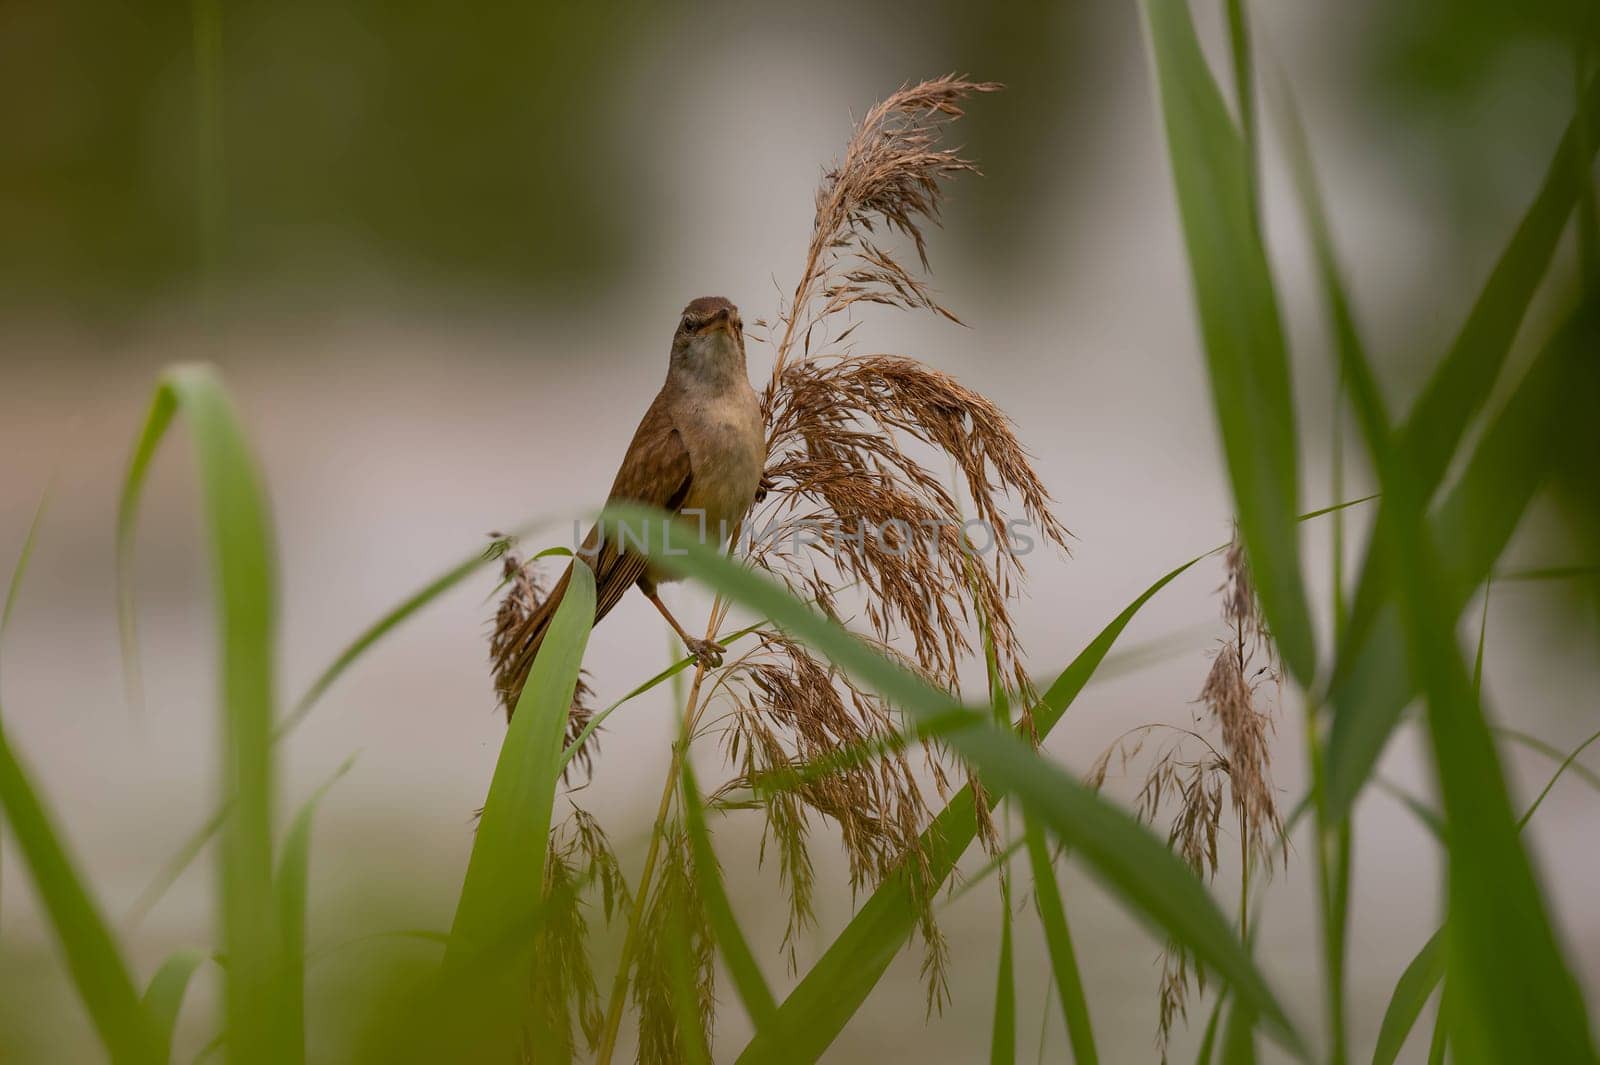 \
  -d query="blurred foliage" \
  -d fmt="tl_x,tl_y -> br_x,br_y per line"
1376,0 -> 1598,99
0,0 -> 1146,314
0,0 -> 652,310
1367,0 -> 1600,234
938,0 -> 1129,281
